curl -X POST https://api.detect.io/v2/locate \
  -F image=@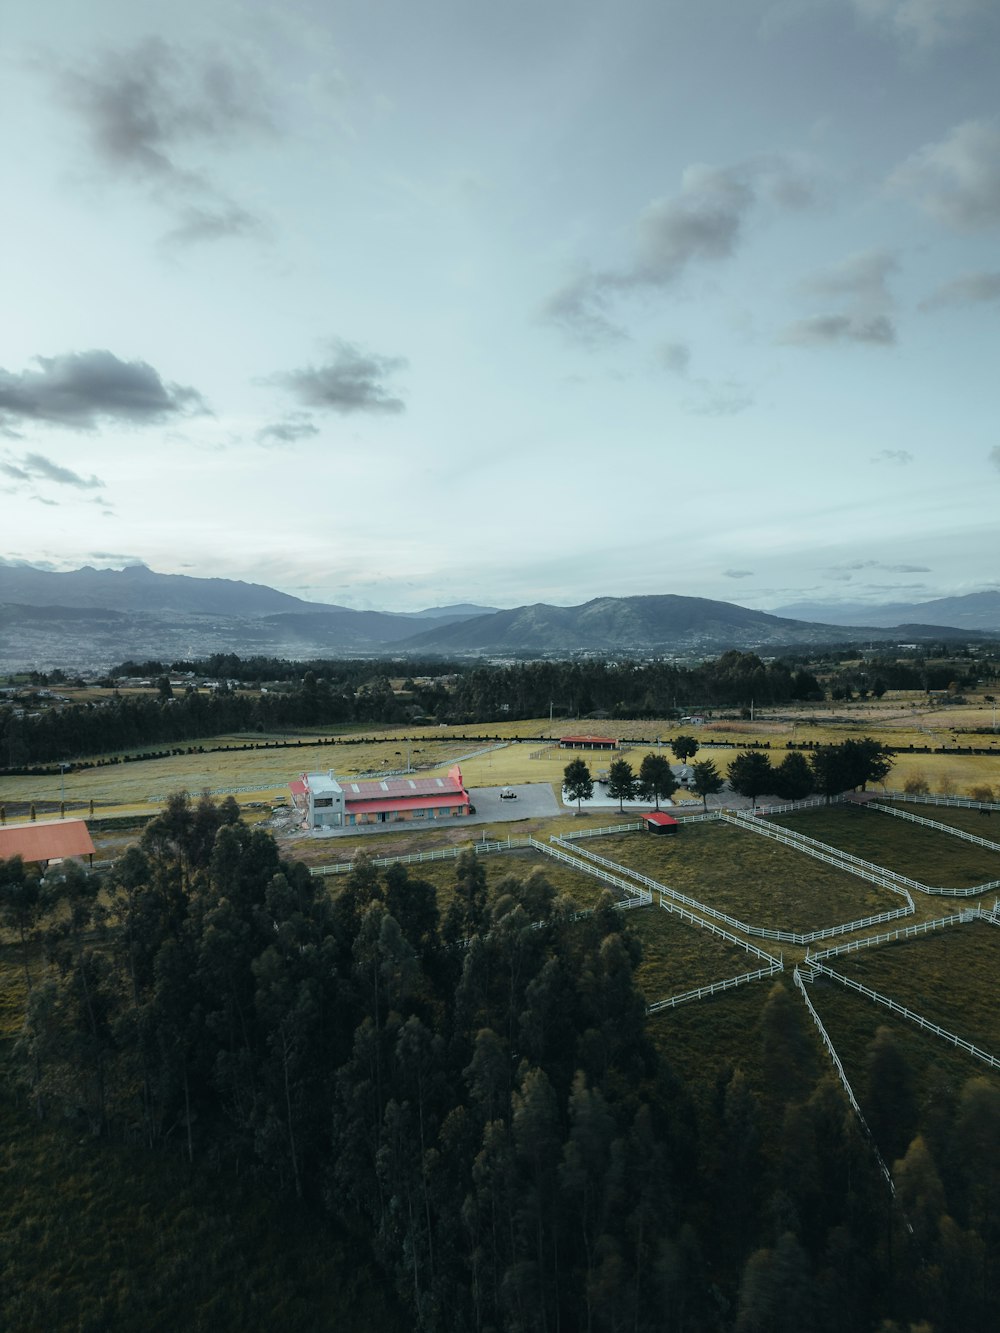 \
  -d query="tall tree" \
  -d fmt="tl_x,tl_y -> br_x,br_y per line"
773,752 -> 815,802
606,757 -> 636,813
690,759 -> 724,811
670,735 -> 700,764
563,758 -> 593,813
727,752 -> 774,808
637,753 -> 678,811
